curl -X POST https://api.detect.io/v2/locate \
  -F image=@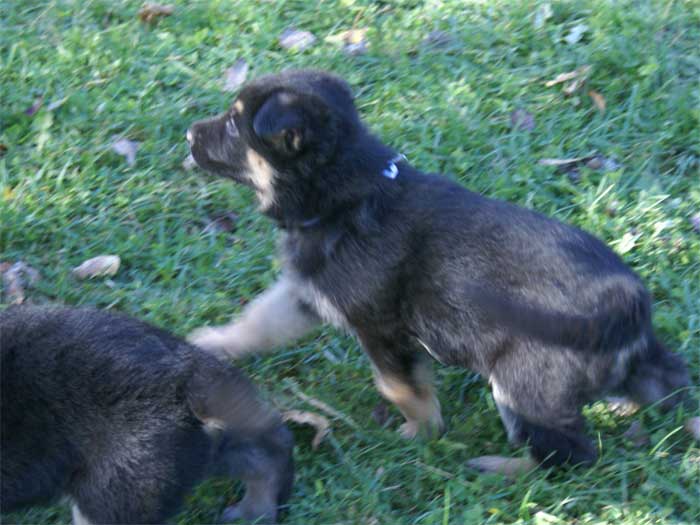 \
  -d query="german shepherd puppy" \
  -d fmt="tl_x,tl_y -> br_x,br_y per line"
1,306 -> 293,524
186,69 -> 689,471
